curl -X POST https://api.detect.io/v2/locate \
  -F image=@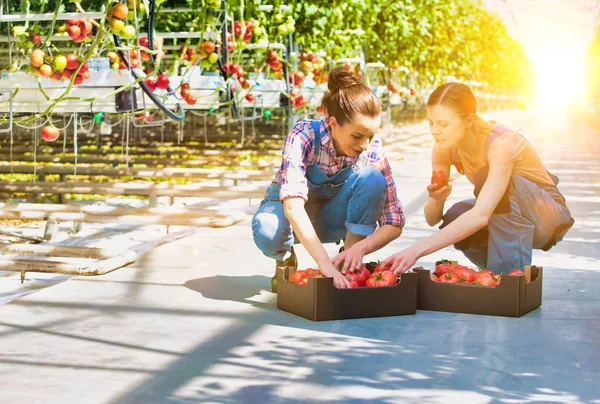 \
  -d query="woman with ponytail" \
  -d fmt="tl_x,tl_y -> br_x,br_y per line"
253,67 -> 406,291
